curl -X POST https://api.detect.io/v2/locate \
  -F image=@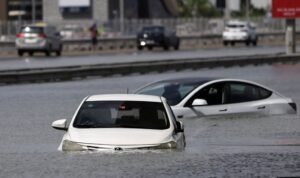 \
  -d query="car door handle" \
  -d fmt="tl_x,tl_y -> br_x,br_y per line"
257,106 -> 266,110
219,109 -> 227,112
